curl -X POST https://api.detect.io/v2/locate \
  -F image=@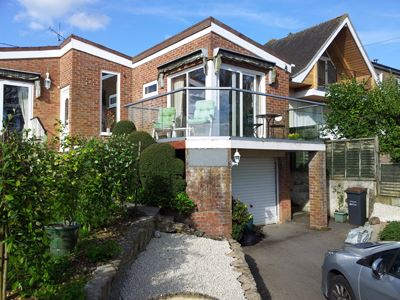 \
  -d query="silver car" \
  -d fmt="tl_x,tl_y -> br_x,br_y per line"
322,242 -> 400,300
